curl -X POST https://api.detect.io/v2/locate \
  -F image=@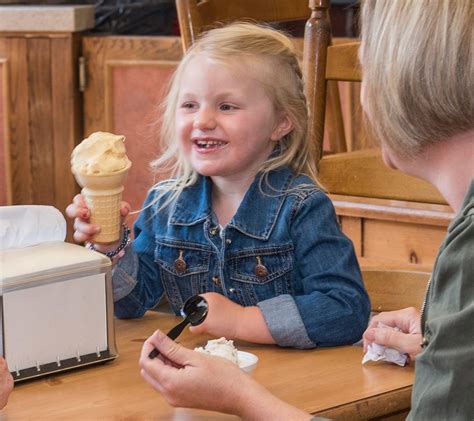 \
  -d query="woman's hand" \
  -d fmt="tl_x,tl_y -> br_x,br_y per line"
0,358 -> 13,409
139,330 -> 311,420
139,330 -> 251,414
65,194 -> 130,254
363,307 -> 423,361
